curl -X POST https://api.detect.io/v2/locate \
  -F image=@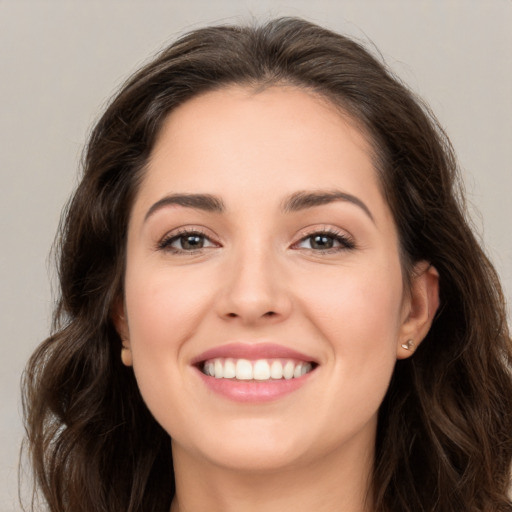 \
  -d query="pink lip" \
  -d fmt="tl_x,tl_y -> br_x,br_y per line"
191,342 -> 318,403
195,370 -> 314,402
190,342 -> 317,365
